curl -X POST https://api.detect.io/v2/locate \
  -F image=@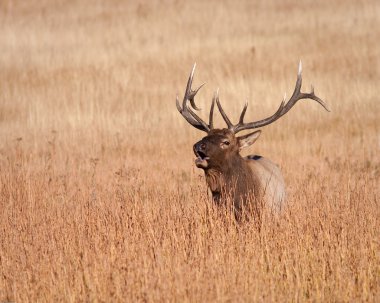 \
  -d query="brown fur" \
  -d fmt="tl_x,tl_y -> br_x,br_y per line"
194,129 -> 285,219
